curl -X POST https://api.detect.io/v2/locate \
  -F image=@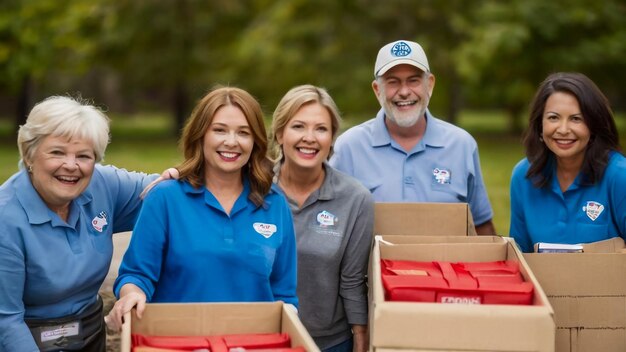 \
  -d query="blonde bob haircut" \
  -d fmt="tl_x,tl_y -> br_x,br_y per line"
177,86 -> 273,207
270,84 -> 342,162
17,96 -> 110,168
